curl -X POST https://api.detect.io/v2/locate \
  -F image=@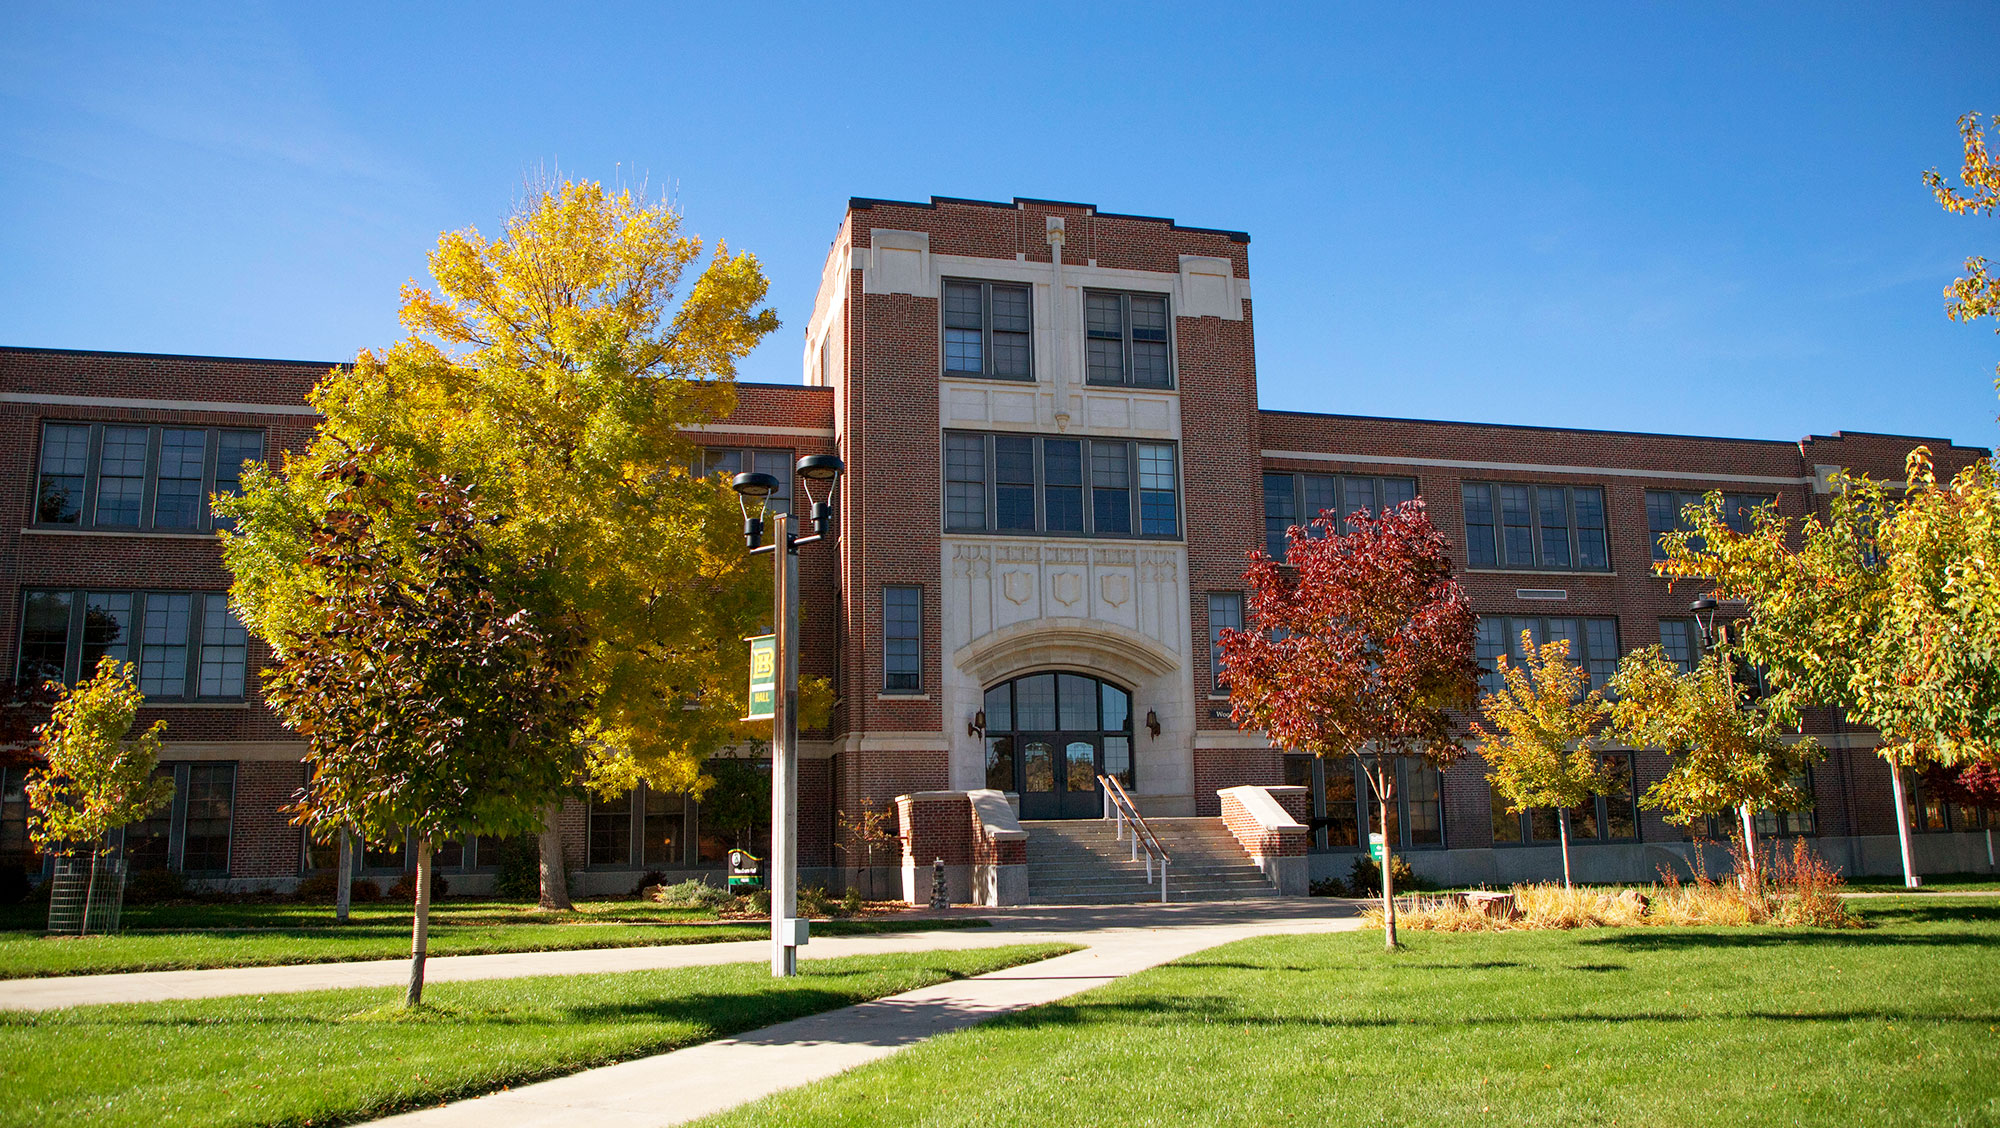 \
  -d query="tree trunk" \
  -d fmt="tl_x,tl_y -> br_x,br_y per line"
537,800 -> 572,911
335,829 -> 352,924
406,836 -> 433,1008
1738,803 -> 1761,889
1557,806 -> 1573,890
1888,762 -> 1921,889
1366,761 -> 1397,951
